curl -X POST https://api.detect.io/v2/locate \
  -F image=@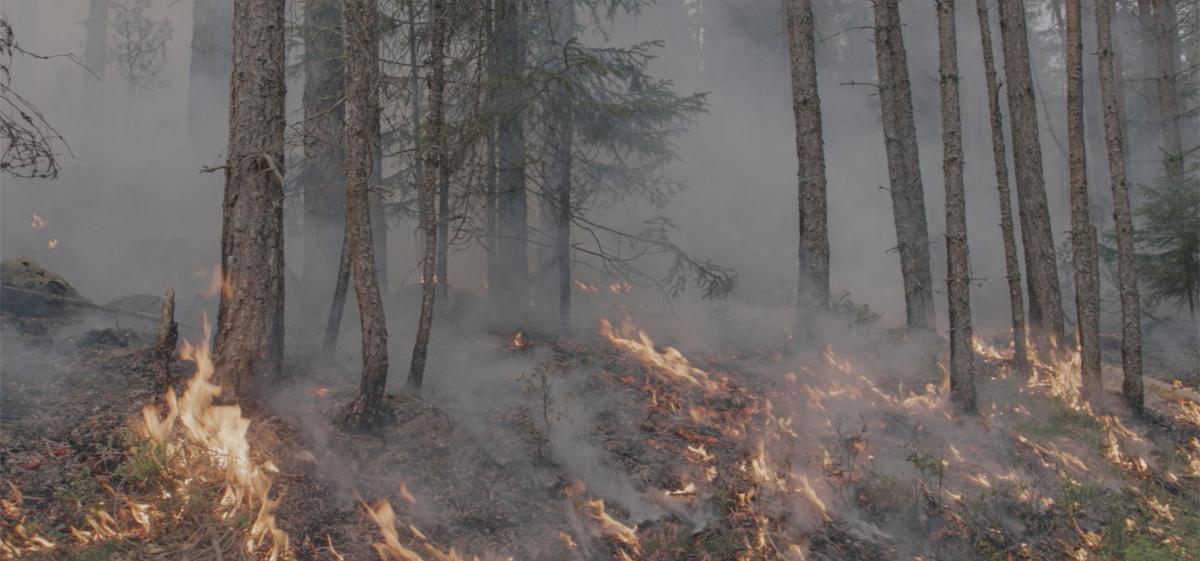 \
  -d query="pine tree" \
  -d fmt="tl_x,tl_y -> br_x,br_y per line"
939,0 -> 976,412
785,0 -> 830,315
340,0 -> 390,427
215,0 -> 287,399
1096,0 -> 1144,411
870,0 -> 934,330
1066,0 -> 1103,404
